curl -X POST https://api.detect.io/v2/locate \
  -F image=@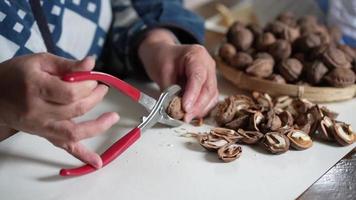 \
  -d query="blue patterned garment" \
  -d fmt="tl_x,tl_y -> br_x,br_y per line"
0,0 -> 204,72
316,0 -> 356,47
